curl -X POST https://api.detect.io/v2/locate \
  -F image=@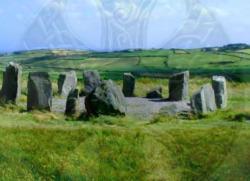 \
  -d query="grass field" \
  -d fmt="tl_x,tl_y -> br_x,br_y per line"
1,48 -> 250,81
0,48 -> 249,180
